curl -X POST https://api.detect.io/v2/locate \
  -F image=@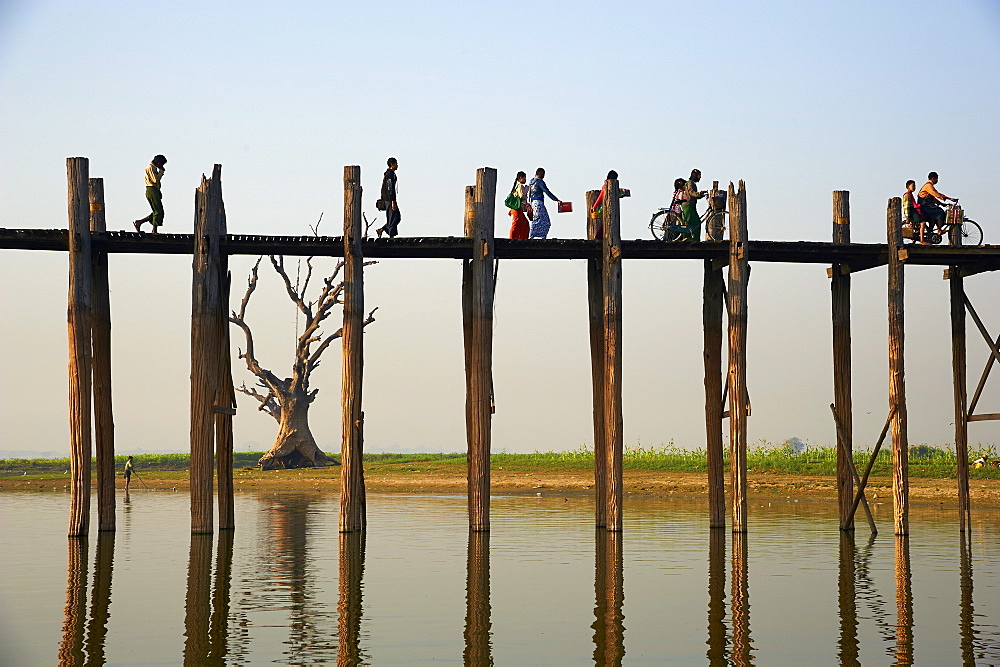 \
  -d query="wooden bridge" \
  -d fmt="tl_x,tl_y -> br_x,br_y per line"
5,158 -> 999,539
